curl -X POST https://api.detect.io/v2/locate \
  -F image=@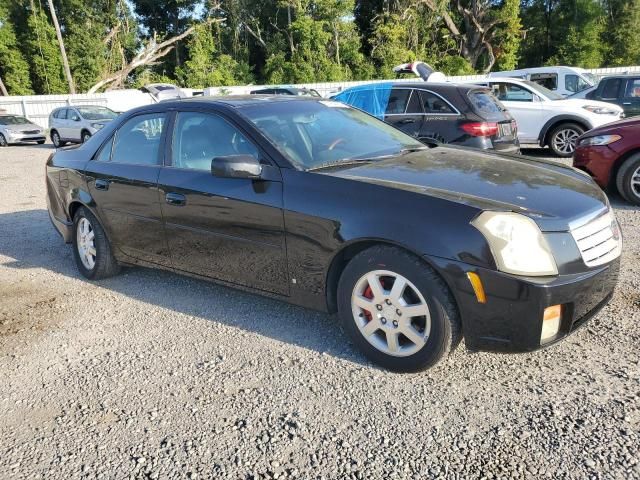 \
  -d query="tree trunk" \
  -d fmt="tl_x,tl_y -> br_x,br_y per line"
0,75 -> 8,96
47,0 -> 75,94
